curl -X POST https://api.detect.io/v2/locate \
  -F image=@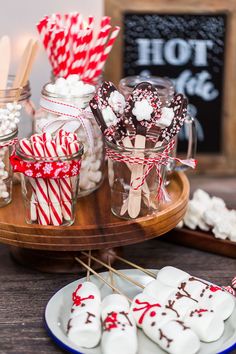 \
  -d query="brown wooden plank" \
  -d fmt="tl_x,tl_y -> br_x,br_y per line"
167,227 -> 236,258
